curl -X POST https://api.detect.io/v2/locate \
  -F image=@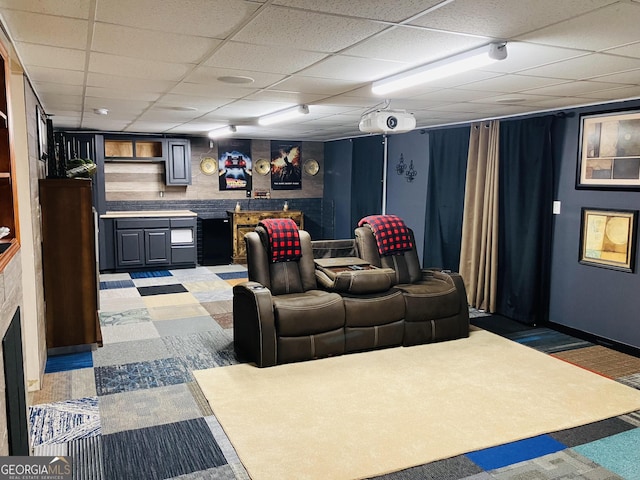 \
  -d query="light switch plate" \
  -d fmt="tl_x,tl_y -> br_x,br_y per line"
553,201 -> 561,215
